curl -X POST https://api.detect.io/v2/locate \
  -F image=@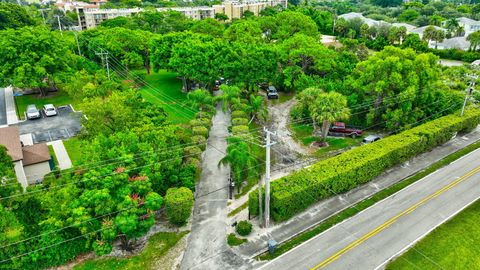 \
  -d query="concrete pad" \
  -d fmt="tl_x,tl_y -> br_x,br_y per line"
5,86 -> 18,125
49,140 -> 72,170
